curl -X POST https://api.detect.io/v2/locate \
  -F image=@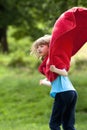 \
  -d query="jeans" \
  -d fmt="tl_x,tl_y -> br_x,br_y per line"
49,91 -> 77,130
